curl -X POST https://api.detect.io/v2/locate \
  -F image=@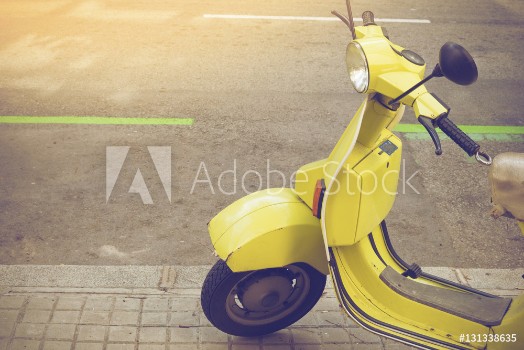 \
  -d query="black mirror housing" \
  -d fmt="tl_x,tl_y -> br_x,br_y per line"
438,42 -> 478,85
